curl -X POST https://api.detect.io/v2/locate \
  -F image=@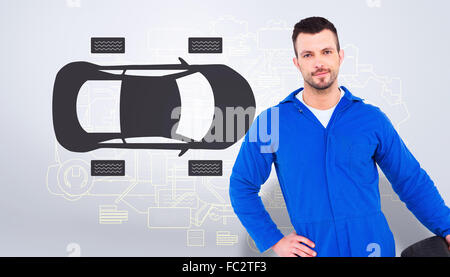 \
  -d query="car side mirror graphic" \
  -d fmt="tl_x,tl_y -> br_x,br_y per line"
52,58 -> 256,157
